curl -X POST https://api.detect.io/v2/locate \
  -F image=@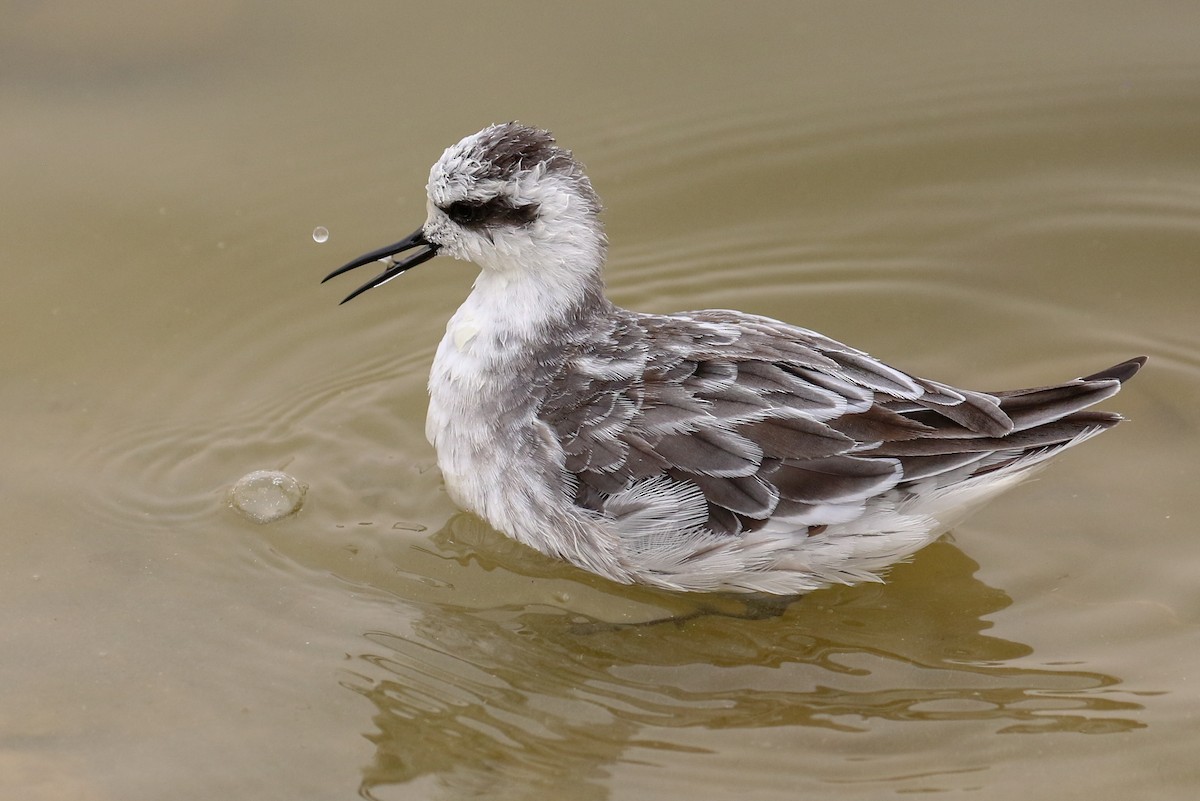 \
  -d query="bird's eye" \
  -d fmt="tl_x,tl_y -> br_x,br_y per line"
444,198 -> 539,228
447,201 -> 488,226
